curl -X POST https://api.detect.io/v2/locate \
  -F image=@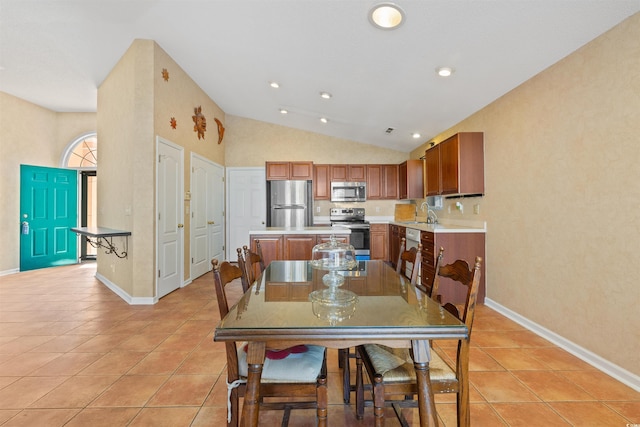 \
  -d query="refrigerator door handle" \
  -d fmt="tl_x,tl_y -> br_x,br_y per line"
273,205 -> 306,209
